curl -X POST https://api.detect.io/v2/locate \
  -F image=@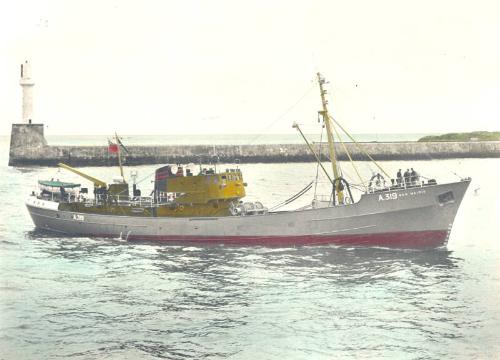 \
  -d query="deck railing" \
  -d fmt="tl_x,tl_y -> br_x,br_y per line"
39,192 -> 177,208
367,180 -> 428,194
